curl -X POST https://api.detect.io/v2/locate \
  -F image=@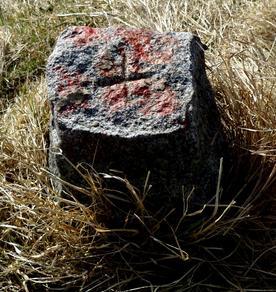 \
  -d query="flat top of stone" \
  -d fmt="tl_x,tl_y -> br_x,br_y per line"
47,26 -> 202,137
